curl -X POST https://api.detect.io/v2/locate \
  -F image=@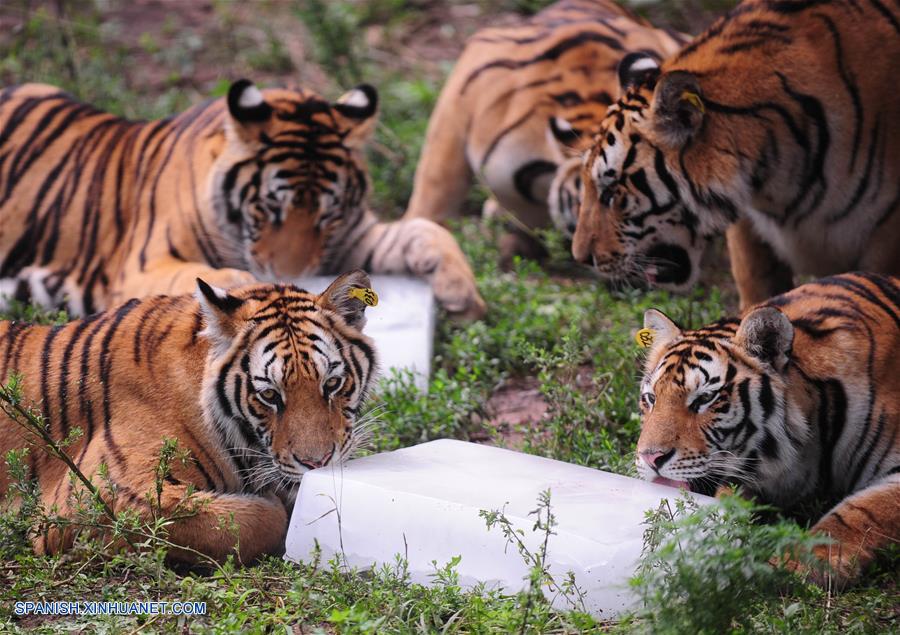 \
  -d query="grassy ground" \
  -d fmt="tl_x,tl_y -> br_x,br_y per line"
0,1 -> 897,633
